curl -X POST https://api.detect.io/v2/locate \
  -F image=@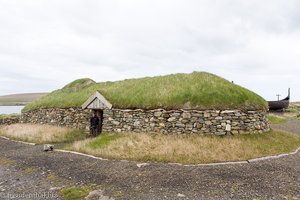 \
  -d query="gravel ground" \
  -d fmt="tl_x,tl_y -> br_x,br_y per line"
0,122 -> 299,200
0,163 -> 63,200
271,119 -> 300,135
